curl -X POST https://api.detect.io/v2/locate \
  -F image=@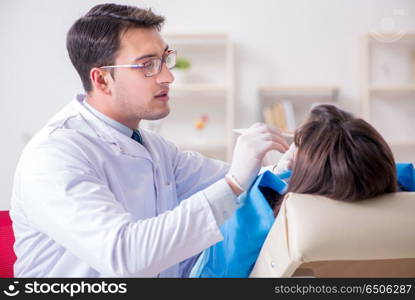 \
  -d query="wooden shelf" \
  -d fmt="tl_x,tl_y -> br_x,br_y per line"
259,85 -> 338,100
388,141 -> 415,147
369,85 -> 415,96
258,86 -> 339,136
259,85 -> 338,92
